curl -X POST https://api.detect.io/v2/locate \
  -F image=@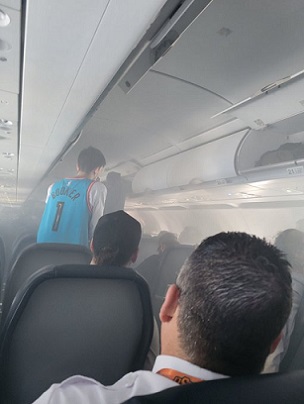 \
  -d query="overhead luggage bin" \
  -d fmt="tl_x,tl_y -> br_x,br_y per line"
213,69 -> 304,130
132,130 -> 248,193
236,112 -> 304,182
